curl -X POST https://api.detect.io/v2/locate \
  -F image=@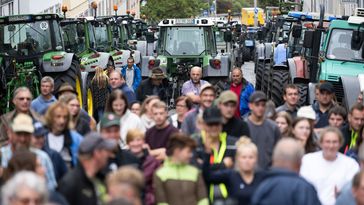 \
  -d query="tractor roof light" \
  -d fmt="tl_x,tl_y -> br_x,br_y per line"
62,5 -> 68,13
113,5 -> 118,12
91,1 -> 98,9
